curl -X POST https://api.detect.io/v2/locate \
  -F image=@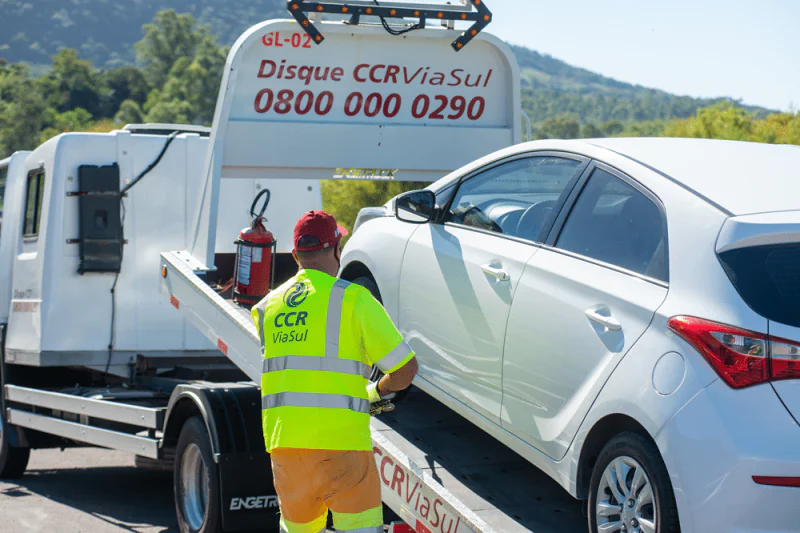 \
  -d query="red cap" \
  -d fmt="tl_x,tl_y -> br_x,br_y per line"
293,210 -> 349,252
